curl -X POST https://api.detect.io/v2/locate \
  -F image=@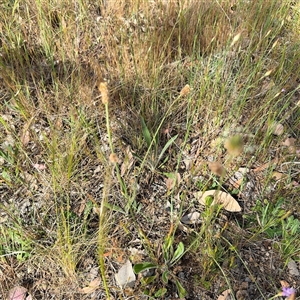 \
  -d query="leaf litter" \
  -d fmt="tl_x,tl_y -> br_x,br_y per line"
115,260 -> 136,288
79,277 -> 101,294
194,190 -> 242,212
7,286 -> 32,300
1,1 -> 300,300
